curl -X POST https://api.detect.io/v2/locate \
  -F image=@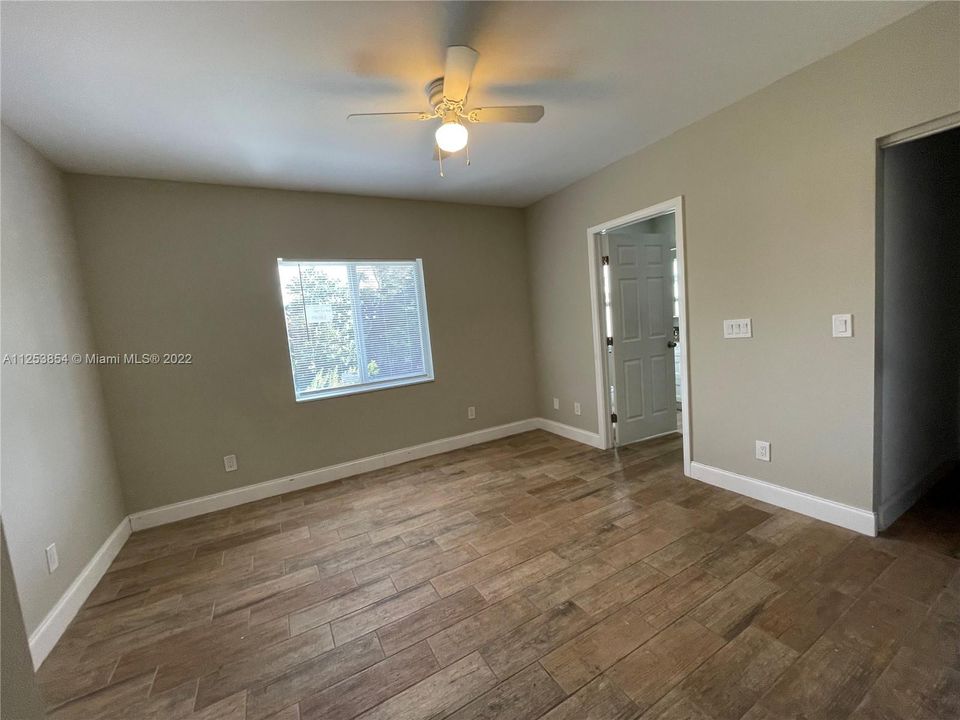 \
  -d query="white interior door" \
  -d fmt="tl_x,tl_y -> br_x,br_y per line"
607,229 -> 677,446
